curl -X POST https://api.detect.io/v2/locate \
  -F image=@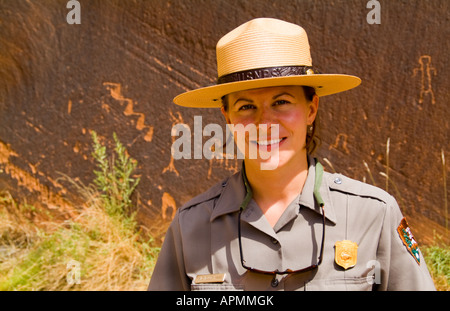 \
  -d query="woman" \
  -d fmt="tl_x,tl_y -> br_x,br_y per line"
148,18 -> 435,291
